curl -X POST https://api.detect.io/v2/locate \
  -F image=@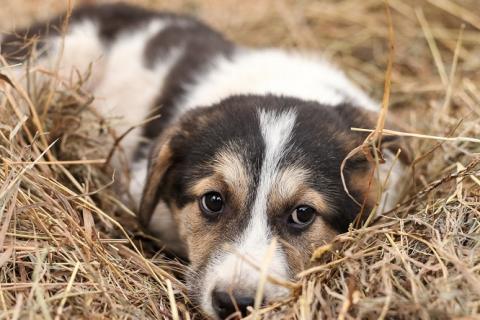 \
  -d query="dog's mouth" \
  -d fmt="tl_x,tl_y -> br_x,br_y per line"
184,238 -> 293,319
